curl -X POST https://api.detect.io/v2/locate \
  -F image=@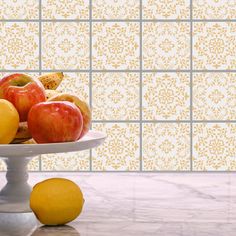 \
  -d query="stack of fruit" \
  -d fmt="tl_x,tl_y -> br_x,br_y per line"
0,73 -> 91,144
